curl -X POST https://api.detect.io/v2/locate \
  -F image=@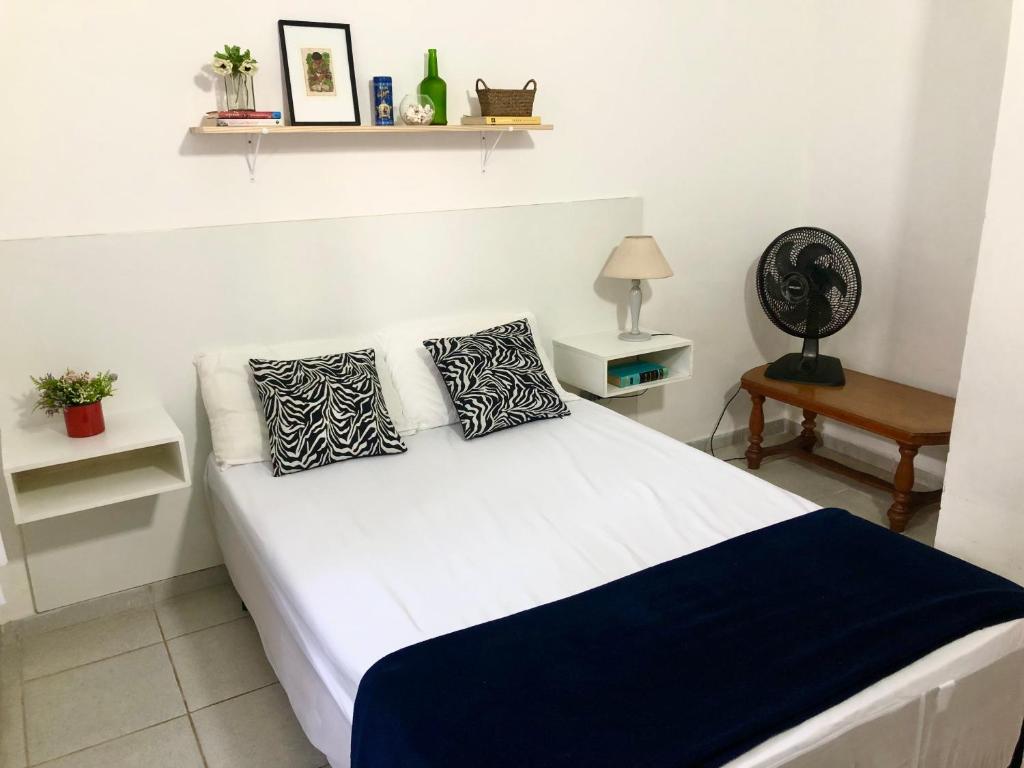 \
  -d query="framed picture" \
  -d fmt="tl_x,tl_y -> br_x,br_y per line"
278,20 -> 360,126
